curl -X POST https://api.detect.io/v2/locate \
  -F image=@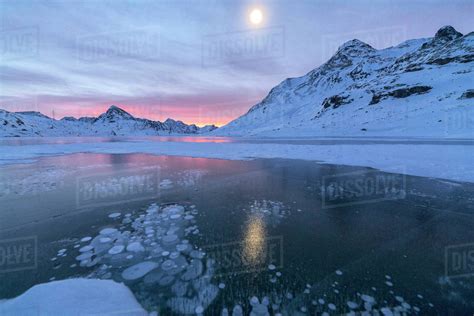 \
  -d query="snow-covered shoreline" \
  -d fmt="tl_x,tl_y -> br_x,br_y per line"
1,139 -> 473,183
0,279 -> 147,315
